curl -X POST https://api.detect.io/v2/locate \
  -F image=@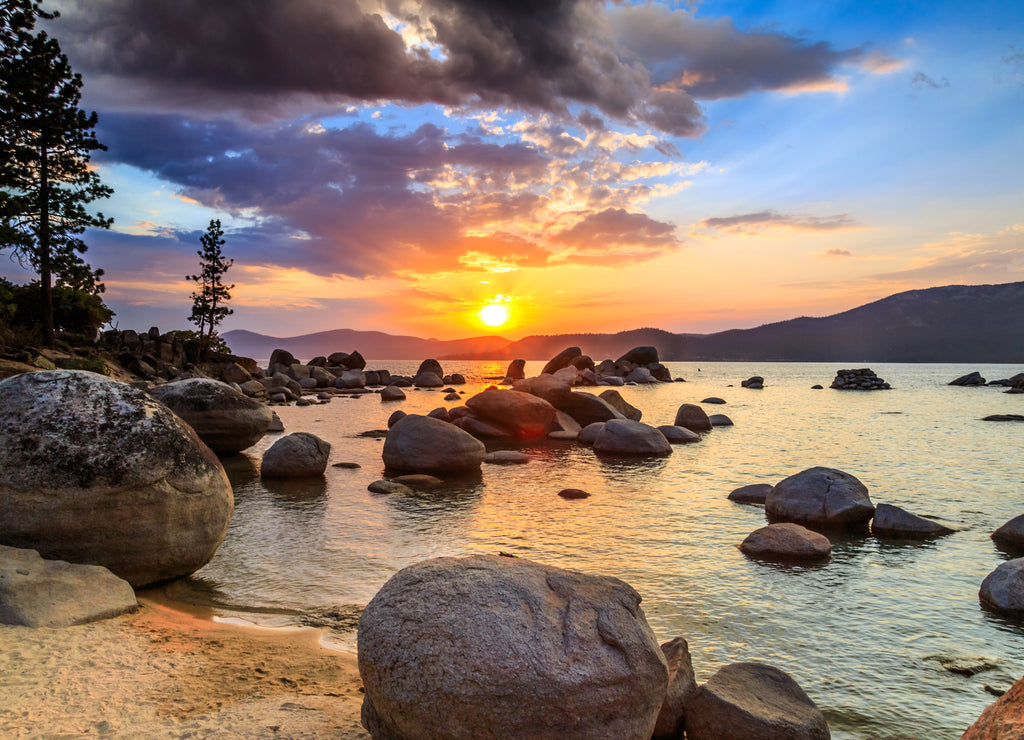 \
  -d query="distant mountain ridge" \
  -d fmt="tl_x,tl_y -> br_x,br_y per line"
223,282 -> 1024,363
